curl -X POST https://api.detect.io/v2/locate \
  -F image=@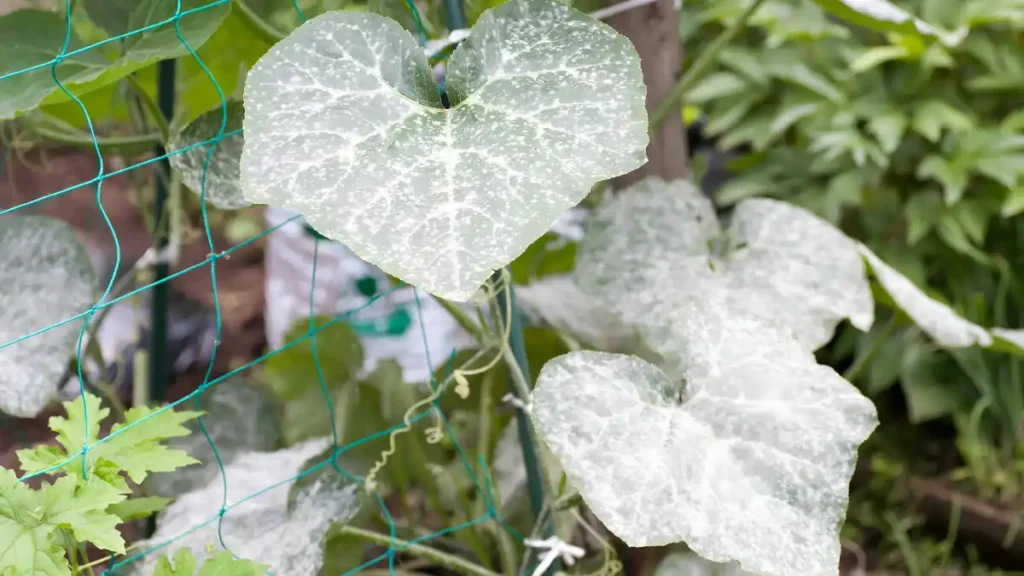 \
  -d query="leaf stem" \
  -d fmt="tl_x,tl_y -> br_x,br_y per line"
125,74 -> 170,143
335,526 -> 502,576
843,314 -> 898,382
20,119 -> 162,155
650,0 -> 768,130
234,0 -> 287,44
